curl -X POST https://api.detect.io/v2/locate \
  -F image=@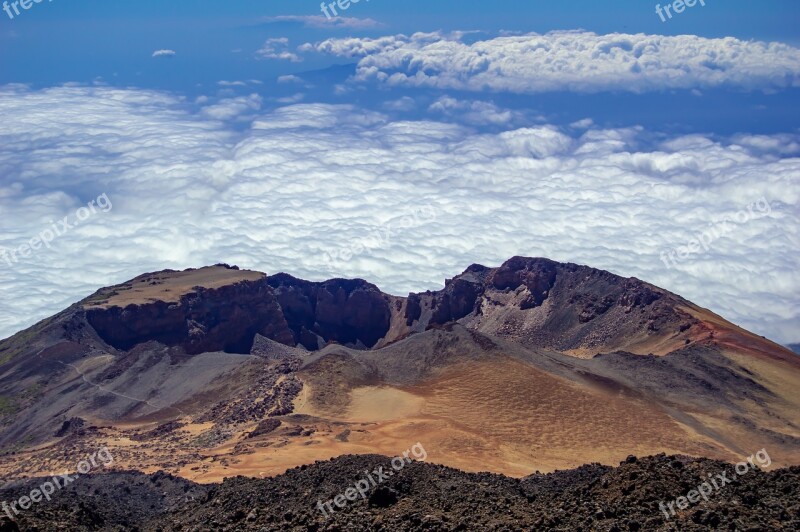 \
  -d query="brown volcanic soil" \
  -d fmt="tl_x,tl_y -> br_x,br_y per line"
0,454 -> 797,531
82,265 -> 265,309
2,326 -> 798,487
292,354 -> 729,477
